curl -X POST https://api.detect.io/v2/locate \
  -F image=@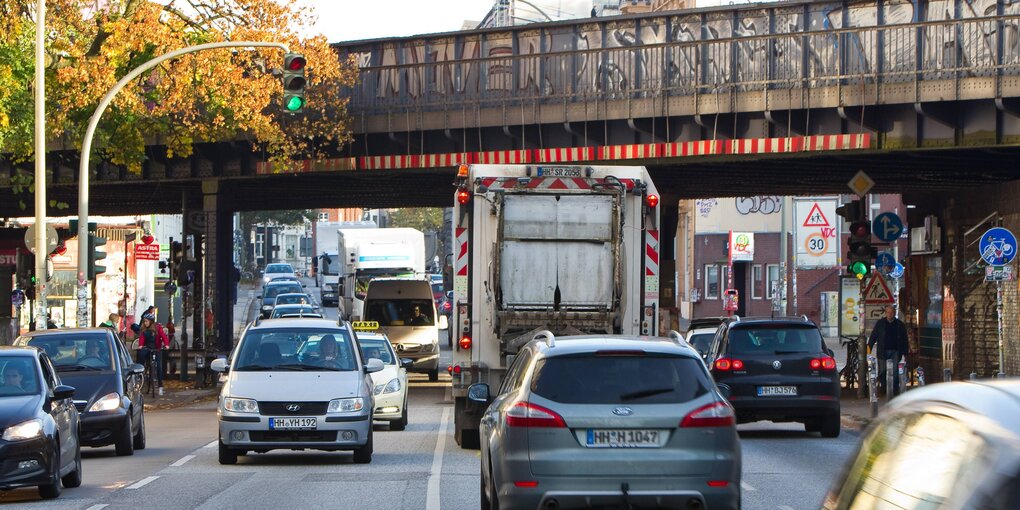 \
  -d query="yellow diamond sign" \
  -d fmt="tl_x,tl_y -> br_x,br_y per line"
848,170 -> 874,197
